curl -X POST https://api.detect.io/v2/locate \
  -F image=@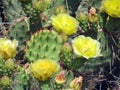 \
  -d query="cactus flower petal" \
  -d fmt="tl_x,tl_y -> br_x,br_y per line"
30,59 -> 59,81
72,35 -> 101,59
51,13 -> 79,35
102,0 -> 120,18
0,38 -> 18,59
